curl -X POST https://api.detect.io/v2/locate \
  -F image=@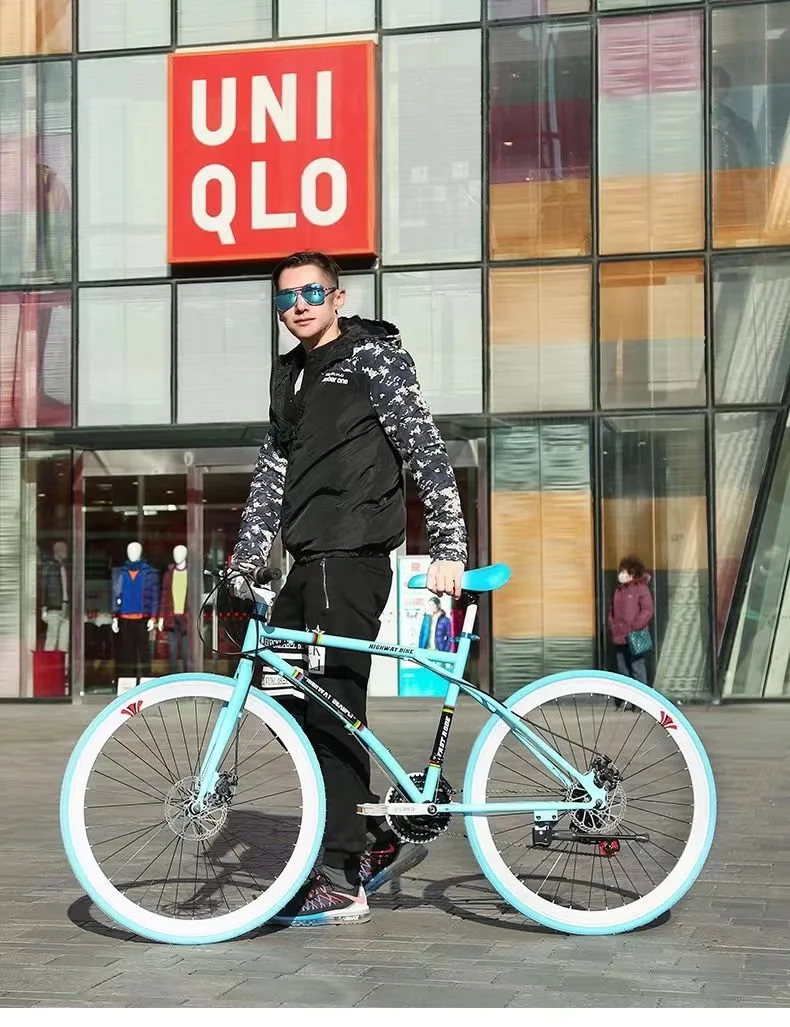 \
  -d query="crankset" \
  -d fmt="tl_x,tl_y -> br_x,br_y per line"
360,772 -> 455,844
